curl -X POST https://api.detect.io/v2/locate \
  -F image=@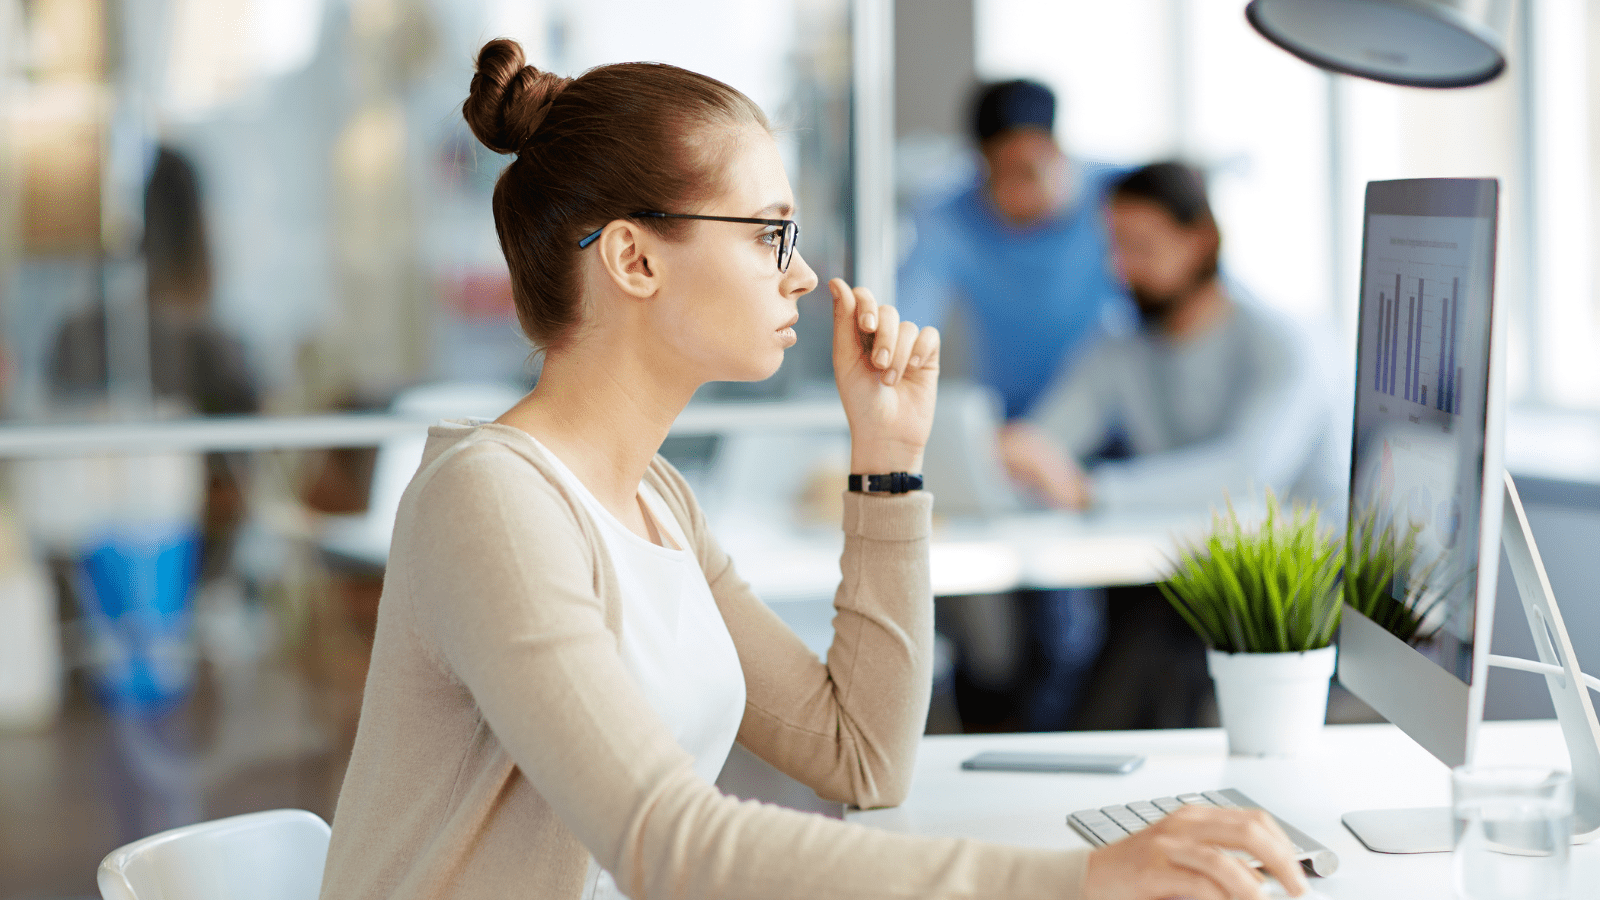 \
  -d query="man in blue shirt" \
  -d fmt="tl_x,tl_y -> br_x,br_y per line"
899,80 -> 1130,732
897,79 -> 1132,419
